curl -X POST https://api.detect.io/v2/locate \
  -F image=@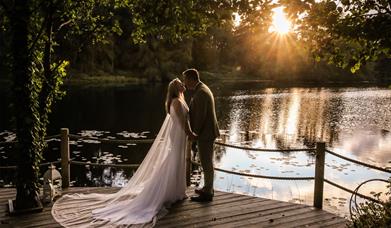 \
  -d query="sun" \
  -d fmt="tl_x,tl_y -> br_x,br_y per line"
268,7 -> 292,34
